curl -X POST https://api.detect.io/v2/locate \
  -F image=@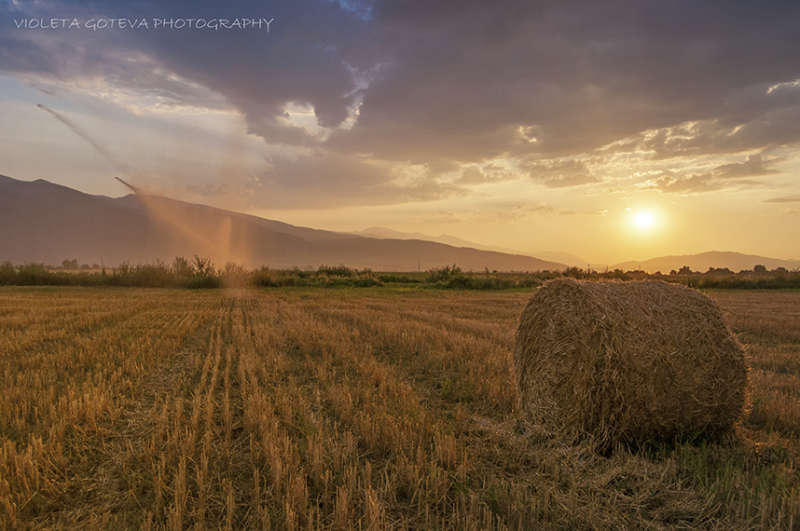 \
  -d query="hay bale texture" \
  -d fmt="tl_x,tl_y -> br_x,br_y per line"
514,279 -> 747,449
